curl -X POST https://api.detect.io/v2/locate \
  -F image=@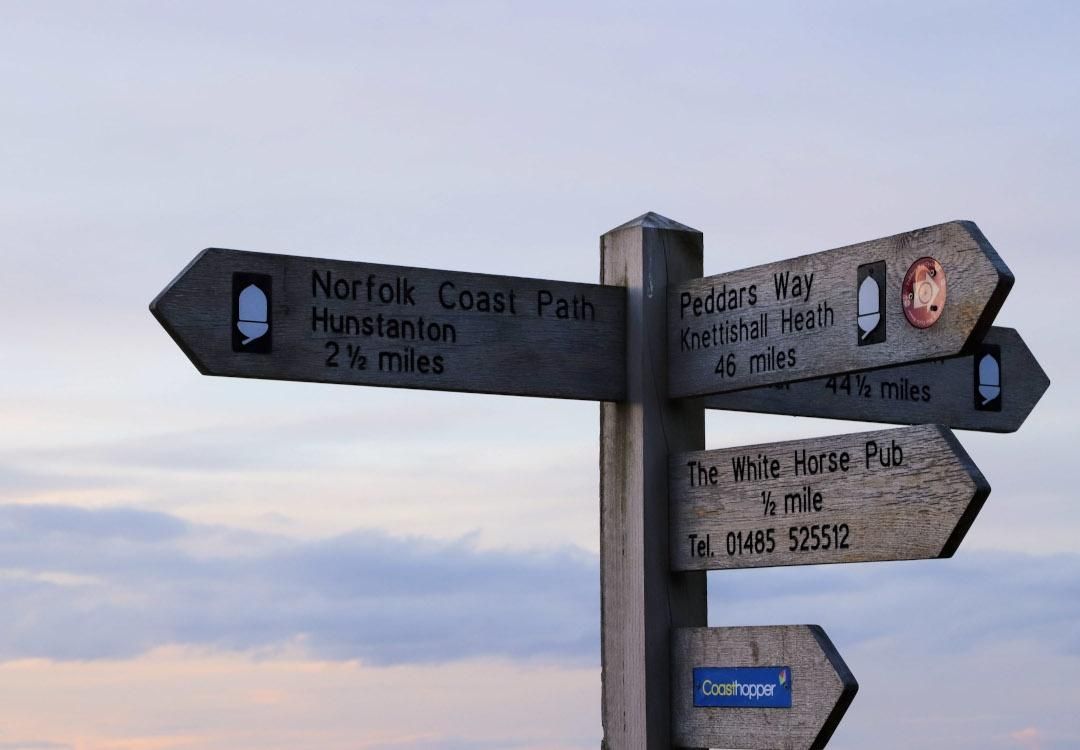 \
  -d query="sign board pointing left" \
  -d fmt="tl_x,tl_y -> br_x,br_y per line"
151,248 -> 627,400
673,625 -> 857,750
